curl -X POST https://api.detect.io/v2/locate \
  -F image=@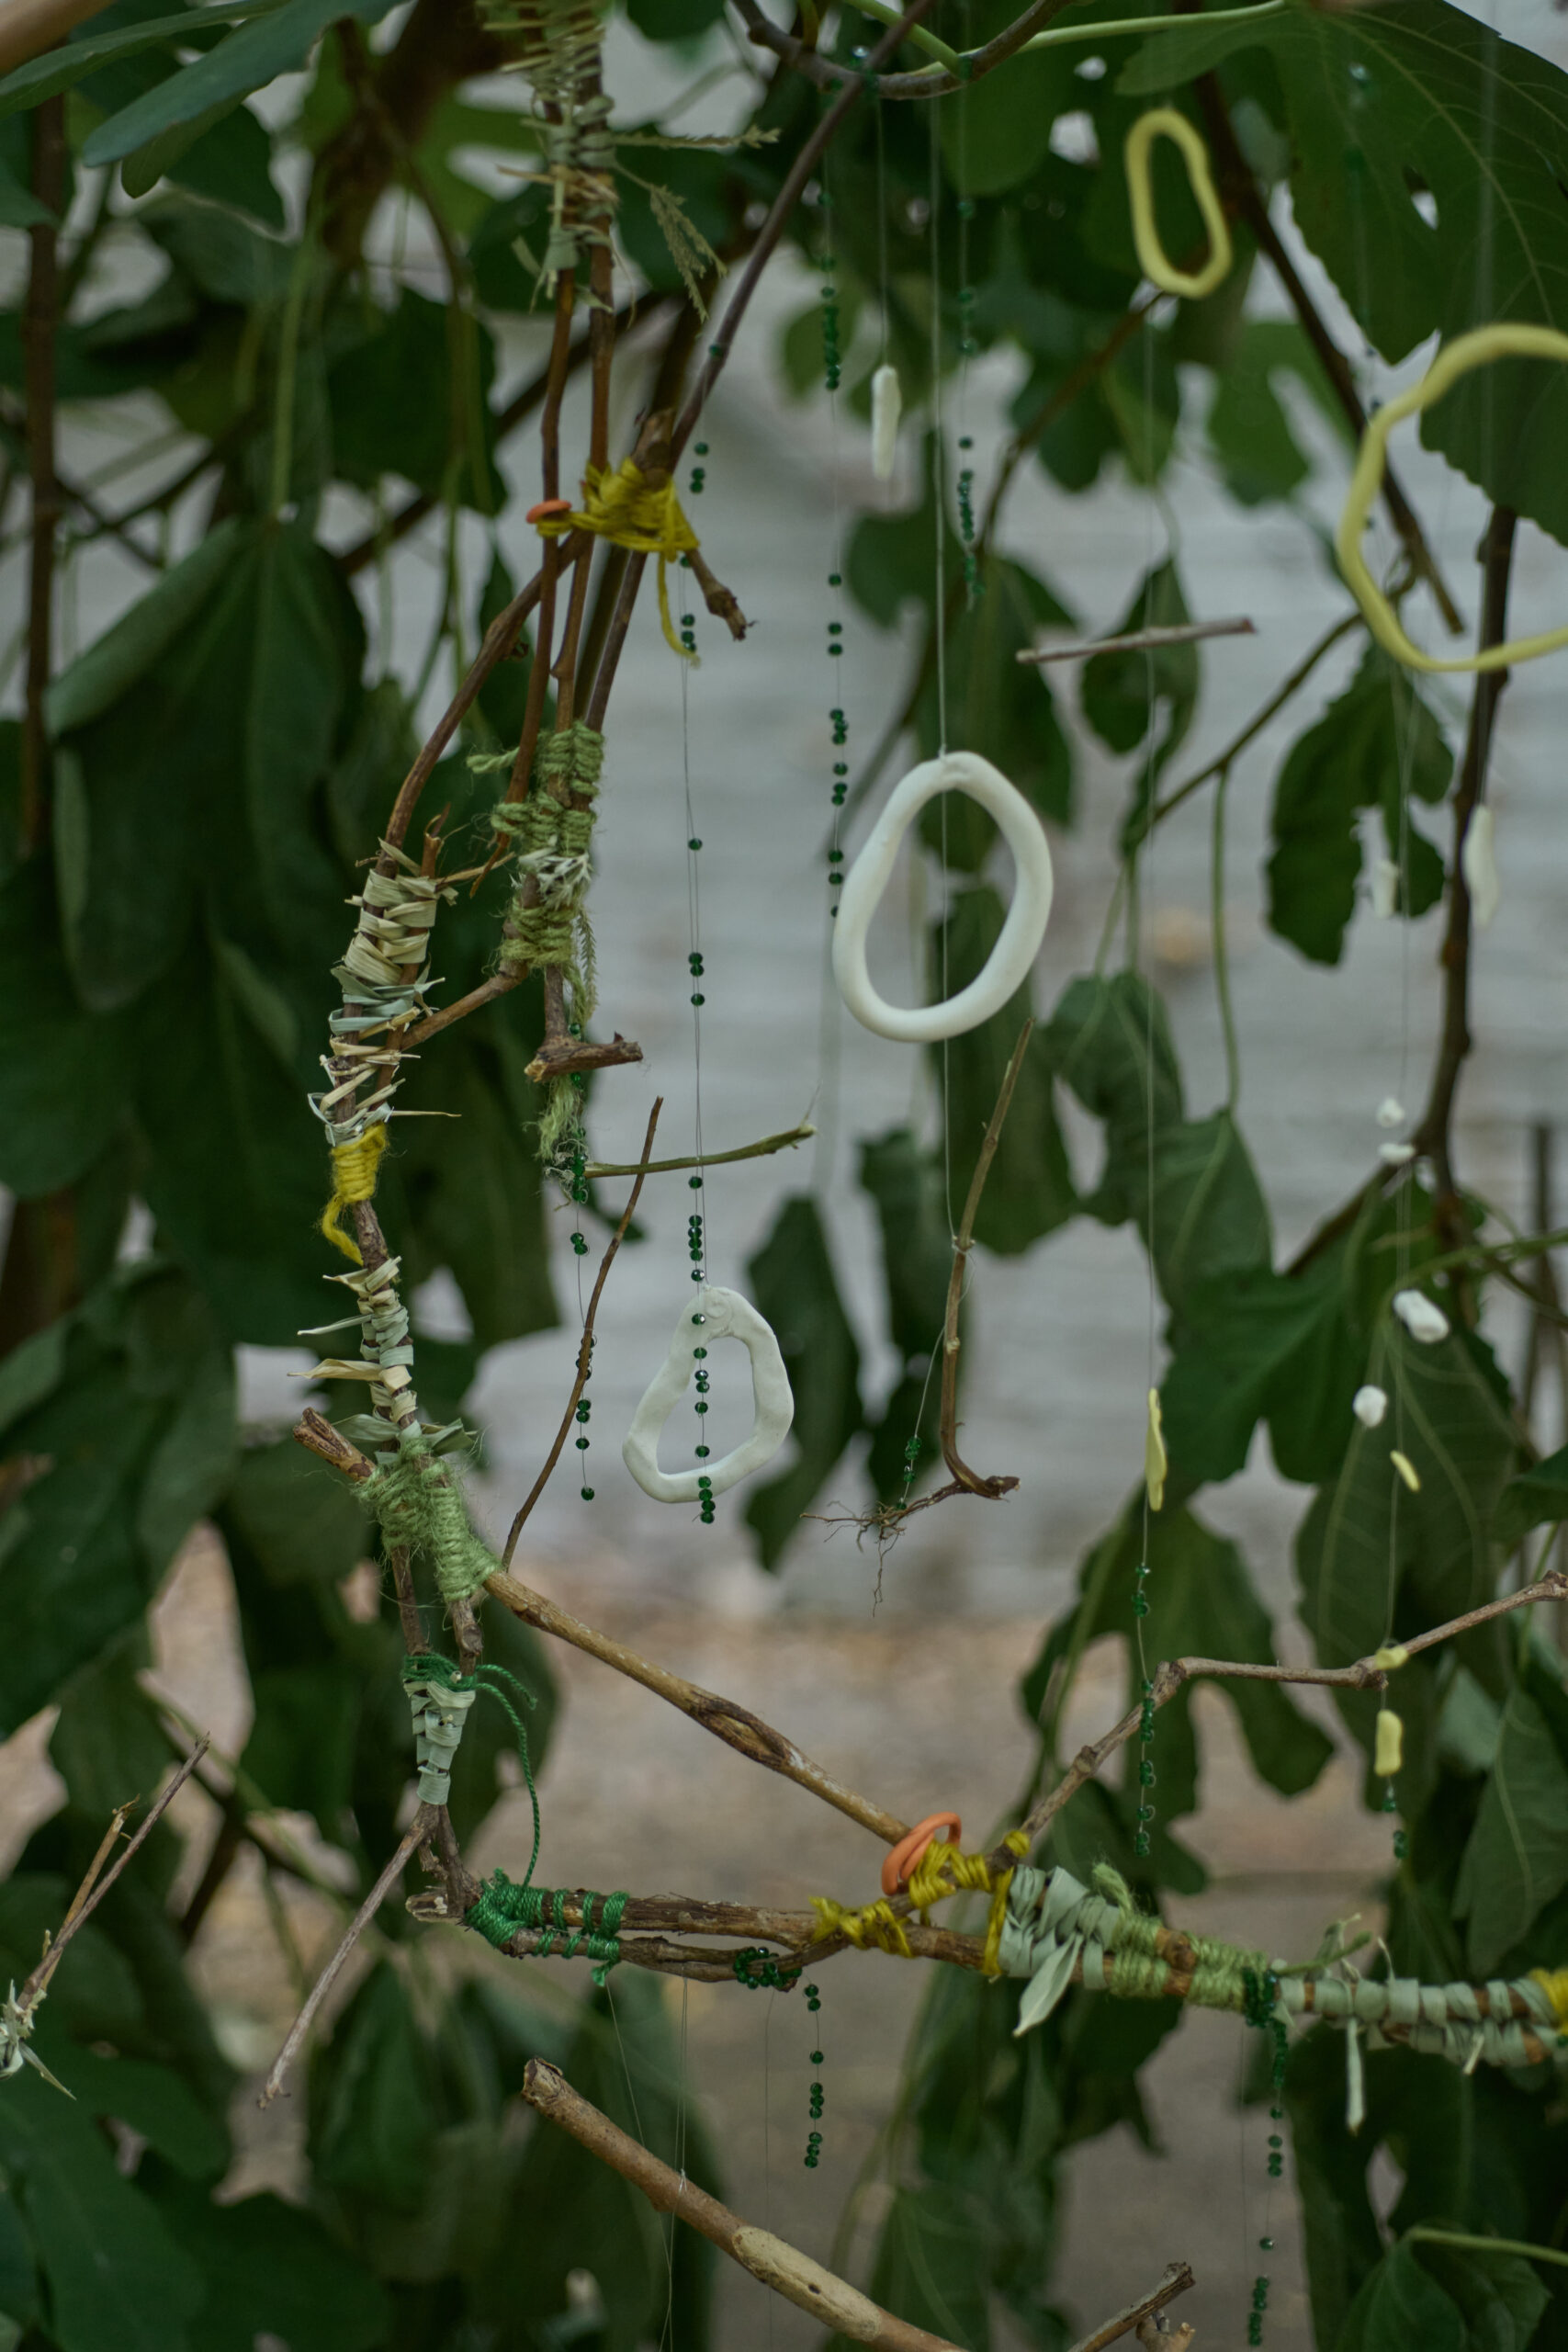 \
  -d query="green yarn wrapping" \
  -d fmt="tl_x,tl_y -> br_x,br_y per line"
468,1874 -> 628,1986
365,1430 -> 498,1606
400,1651 -> 543,1870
